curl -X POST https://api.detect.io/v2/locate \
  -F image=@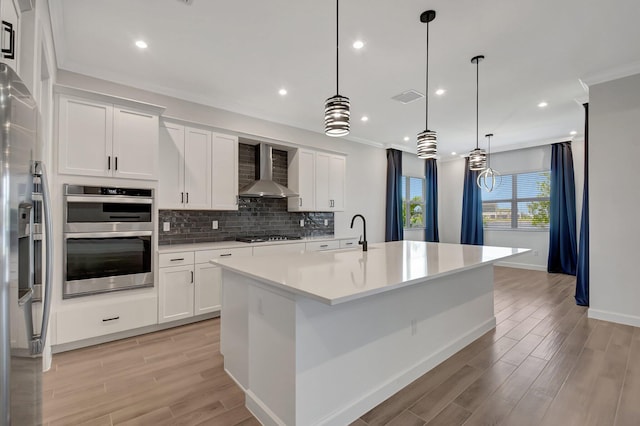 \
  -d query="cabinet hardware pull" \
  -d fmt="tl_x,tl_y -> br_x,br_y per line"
220,253 -> 232,257
345,242 -> 353,245
191,271 -> 194,283
170,258 -> 185,261
299,198 -> 302,207
181,192 -> 184,203
320,244 -> 328,248
115,157 -> 118,171
186,193 -> 189,203
102,316 -> 120,322
107,156 -> 111,170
